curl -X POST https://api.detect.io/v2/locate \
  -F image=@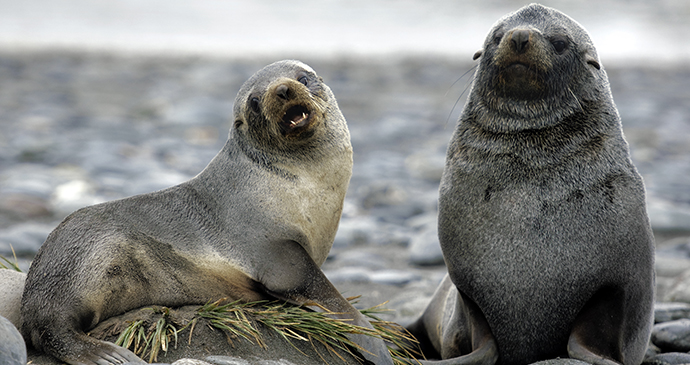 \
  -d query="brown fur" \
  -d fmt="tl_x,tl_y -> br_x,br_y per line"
21,60 -> 392,365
